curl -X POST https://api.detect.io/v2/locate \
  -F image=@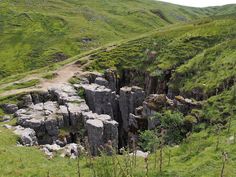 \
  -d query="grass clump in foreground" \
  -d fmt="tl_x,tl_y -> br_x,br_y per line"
0,117 -> 236,177
42,73 -> 58,80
